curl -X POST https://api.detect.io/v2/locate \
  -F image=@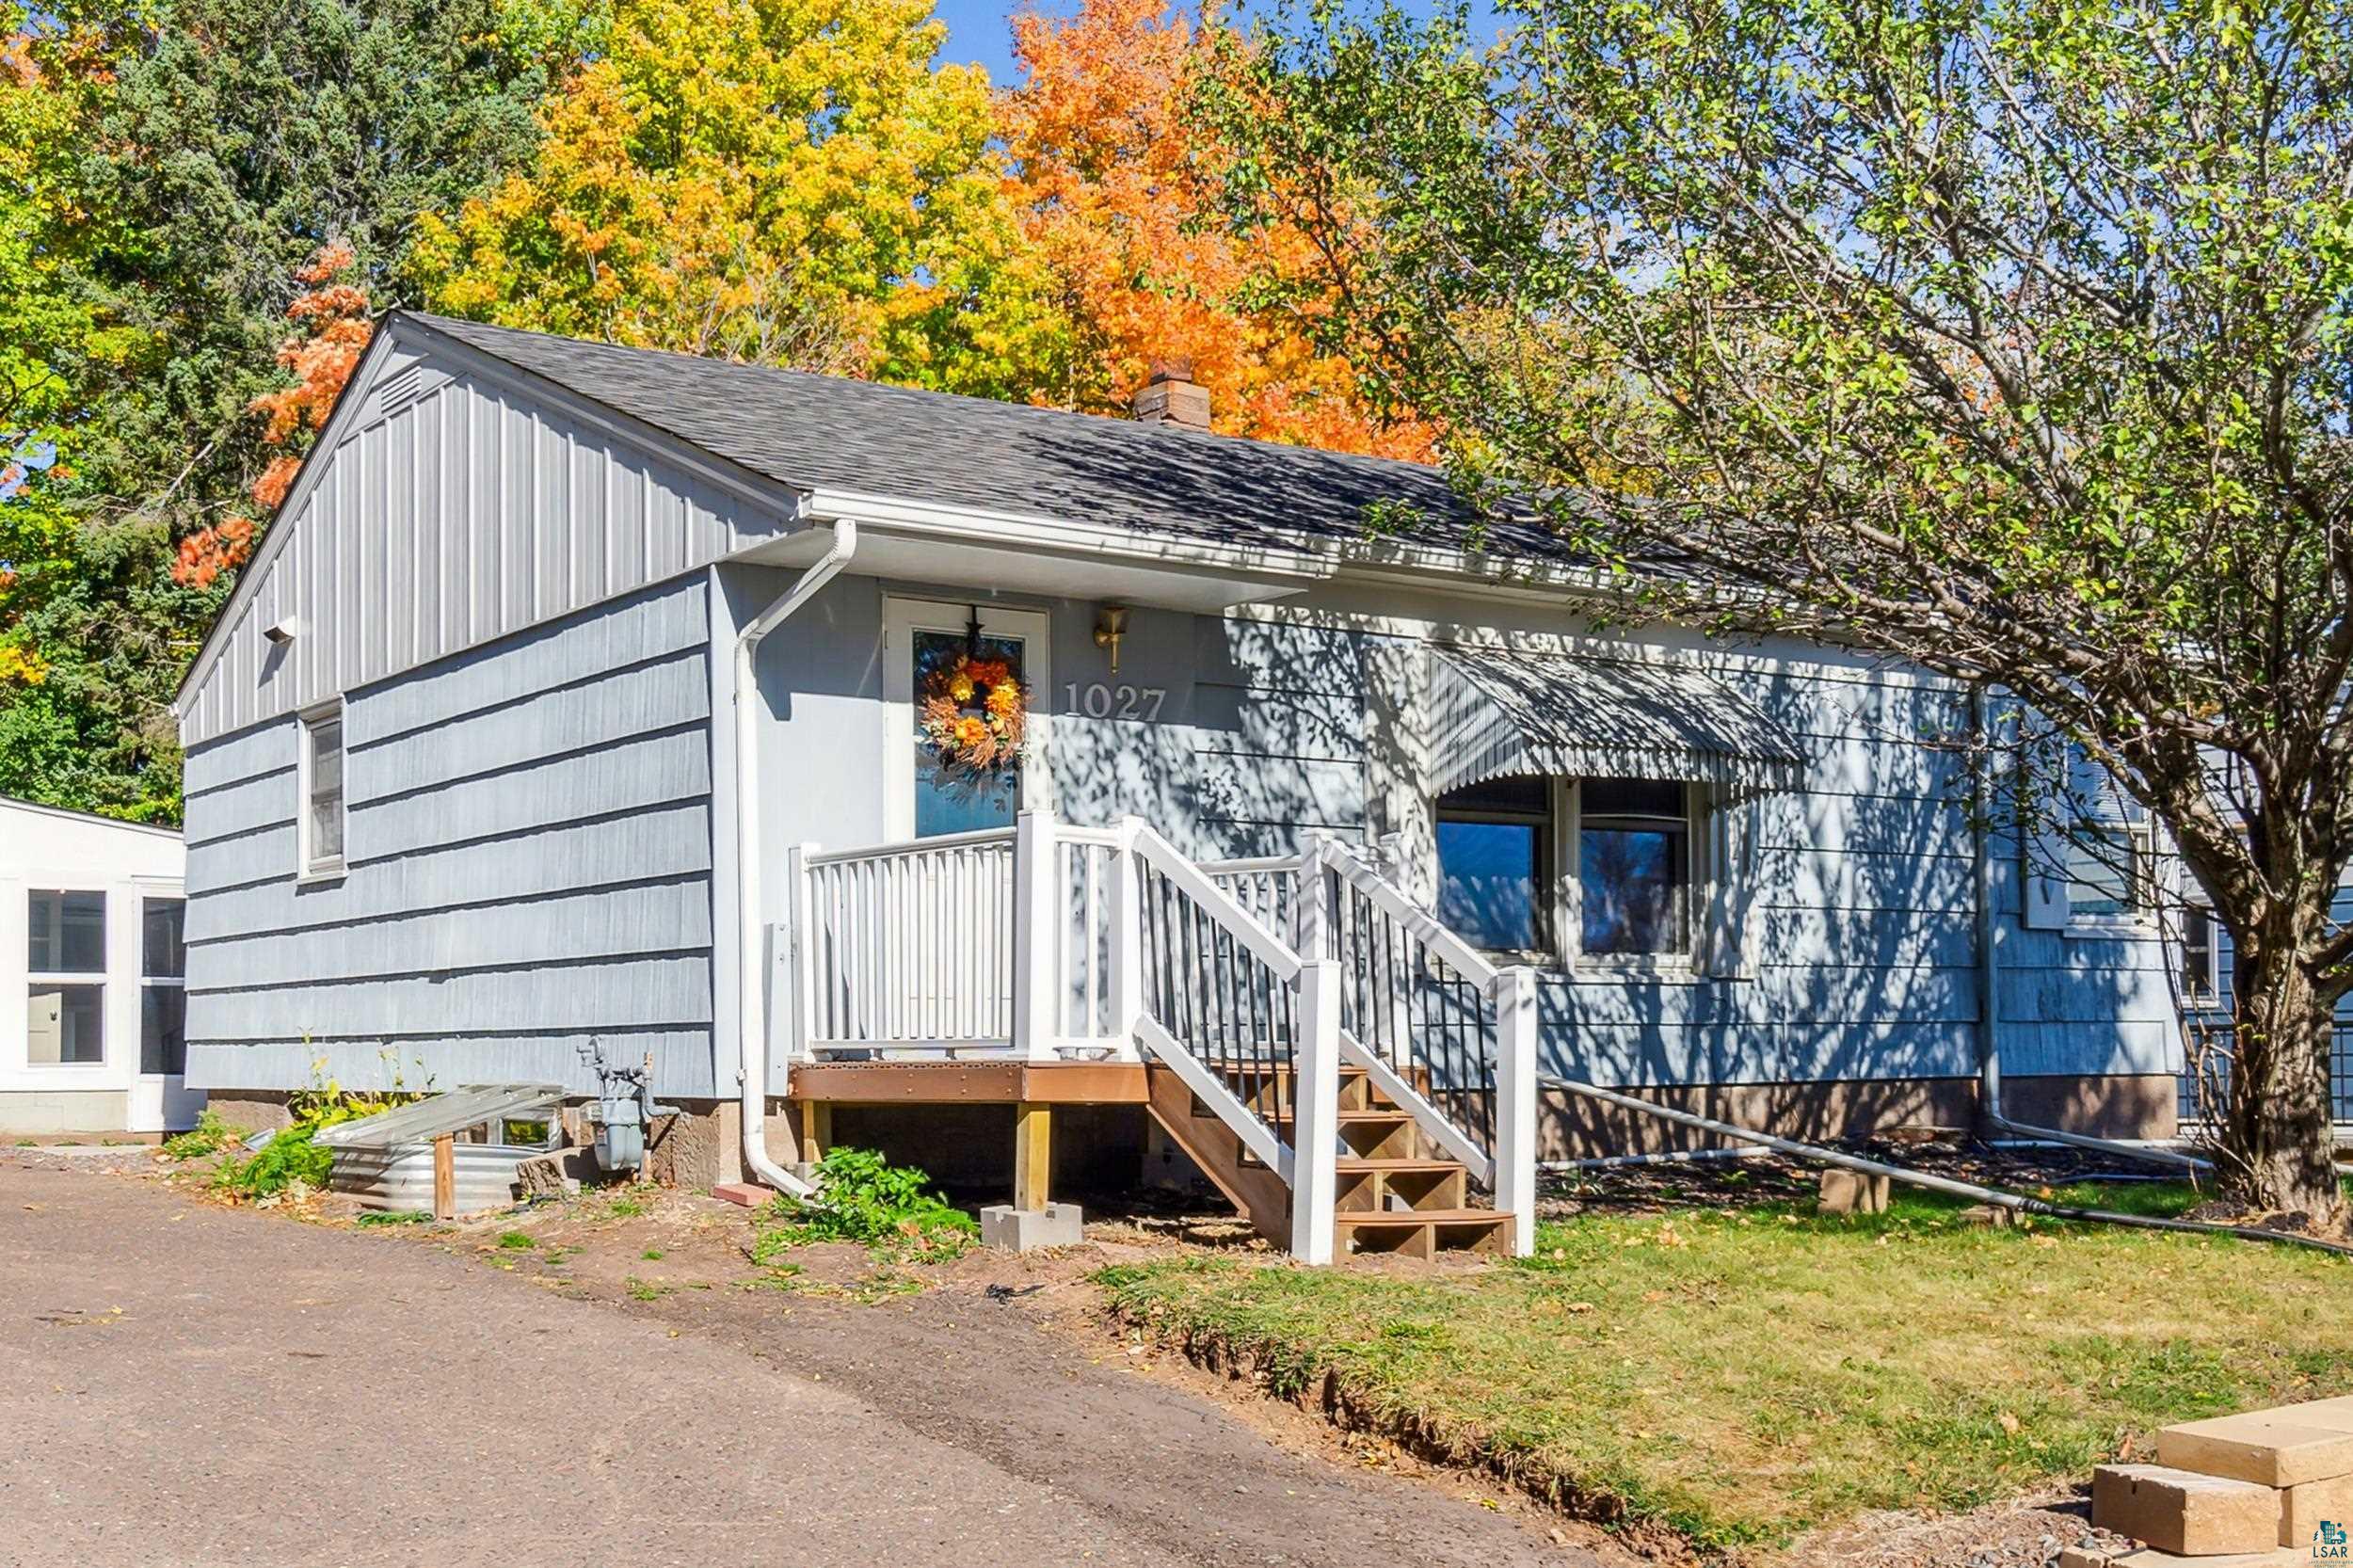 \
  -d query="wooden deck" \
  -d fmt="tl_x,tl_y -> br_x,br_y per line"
787,1060 -> 1149,1105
